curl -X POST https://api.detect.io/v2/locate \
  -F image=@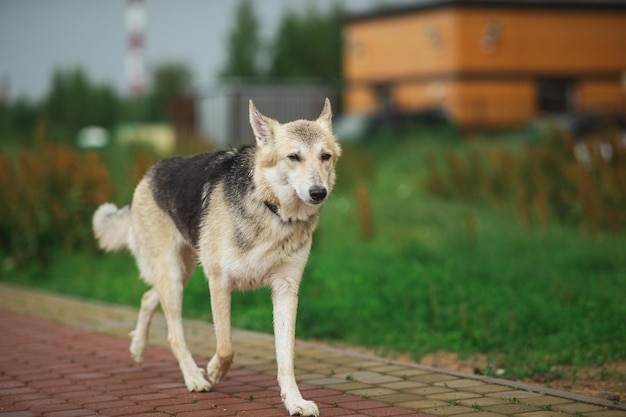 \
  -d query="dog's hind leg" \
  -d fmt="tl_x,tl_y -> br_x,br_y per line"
129,246 -> 197,364
155,247 -> 209,392
129,179 -> 207,391
129,287 -> 159,363
205,273 -> 234,386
